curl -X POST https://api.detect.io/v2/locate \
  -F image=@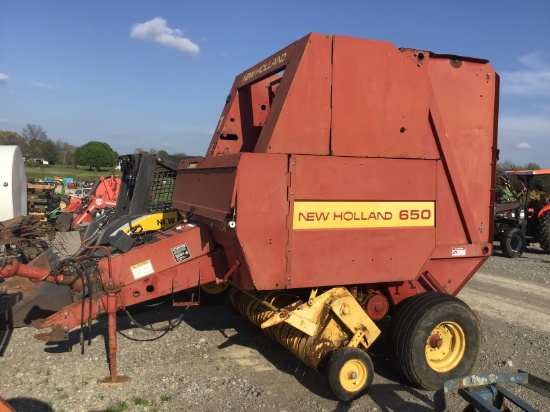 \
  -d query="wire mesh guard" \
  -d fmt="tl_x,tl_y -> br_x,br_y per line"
146,169 -> 177,212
